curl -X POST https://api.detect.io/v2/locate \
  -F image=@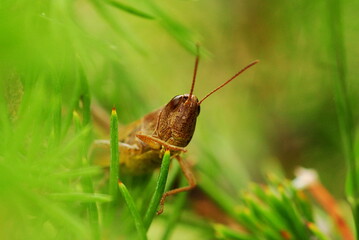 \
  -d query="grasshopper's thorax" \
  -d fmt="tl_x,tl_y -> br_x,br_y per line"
156,94 -> 200,147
